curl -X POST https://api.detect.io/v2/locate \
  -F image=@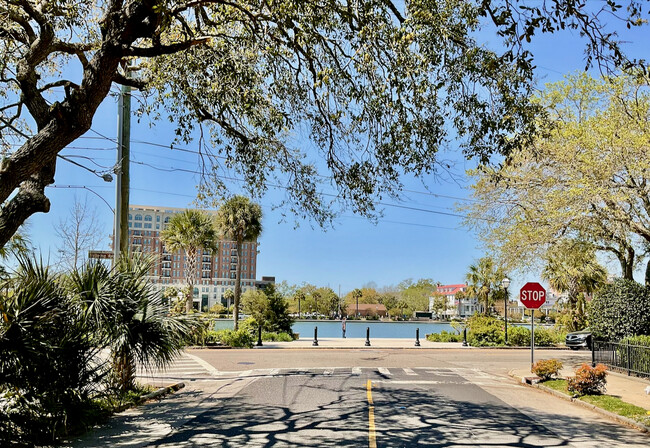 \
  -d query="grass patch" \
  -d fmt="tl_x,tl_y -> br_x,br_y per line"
539,379 -> 650,426
543,379 -> 568,393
